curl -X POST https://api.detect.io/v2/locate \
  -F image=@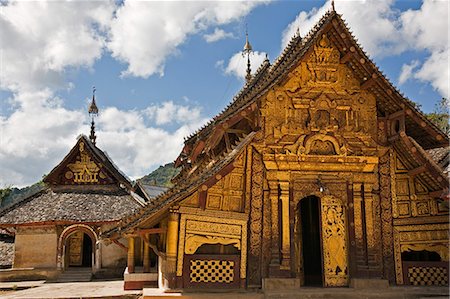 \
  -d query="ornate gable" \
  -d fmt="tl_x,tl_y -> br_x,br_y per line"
262,33 -> 378,159
44,136 -> 128,188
